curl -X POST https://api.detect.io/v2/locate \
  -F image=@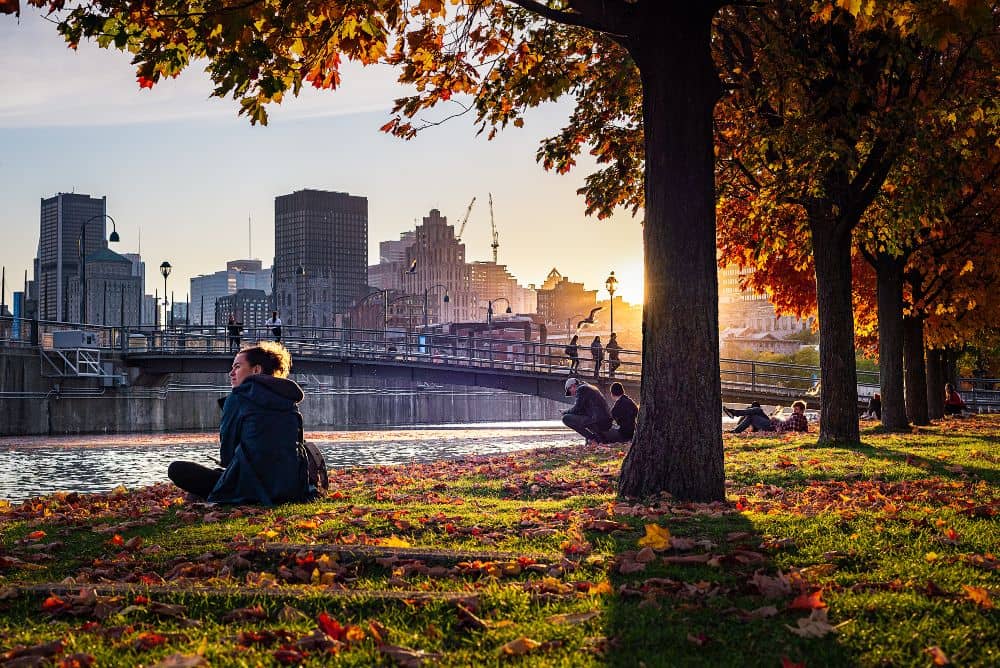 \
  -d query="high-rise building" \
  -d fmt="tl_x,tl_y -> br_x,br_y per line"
470,261 -> 536,316
35,193 -> 108,321
65,249 -> 143,326
216,289 -> 269,331
189,259 -> 271,326
274,189 -> 368,327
